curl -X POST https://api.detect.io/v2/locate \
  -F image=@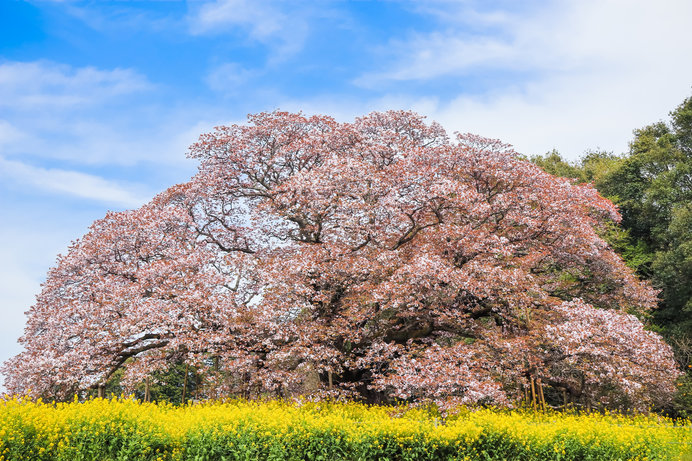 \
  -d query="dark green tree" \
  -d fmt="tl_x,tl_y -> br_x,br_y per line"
625,98 -> 692,340
652,203 -> 692,332
102,360 -> 201,404
529,149 -> 586,181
